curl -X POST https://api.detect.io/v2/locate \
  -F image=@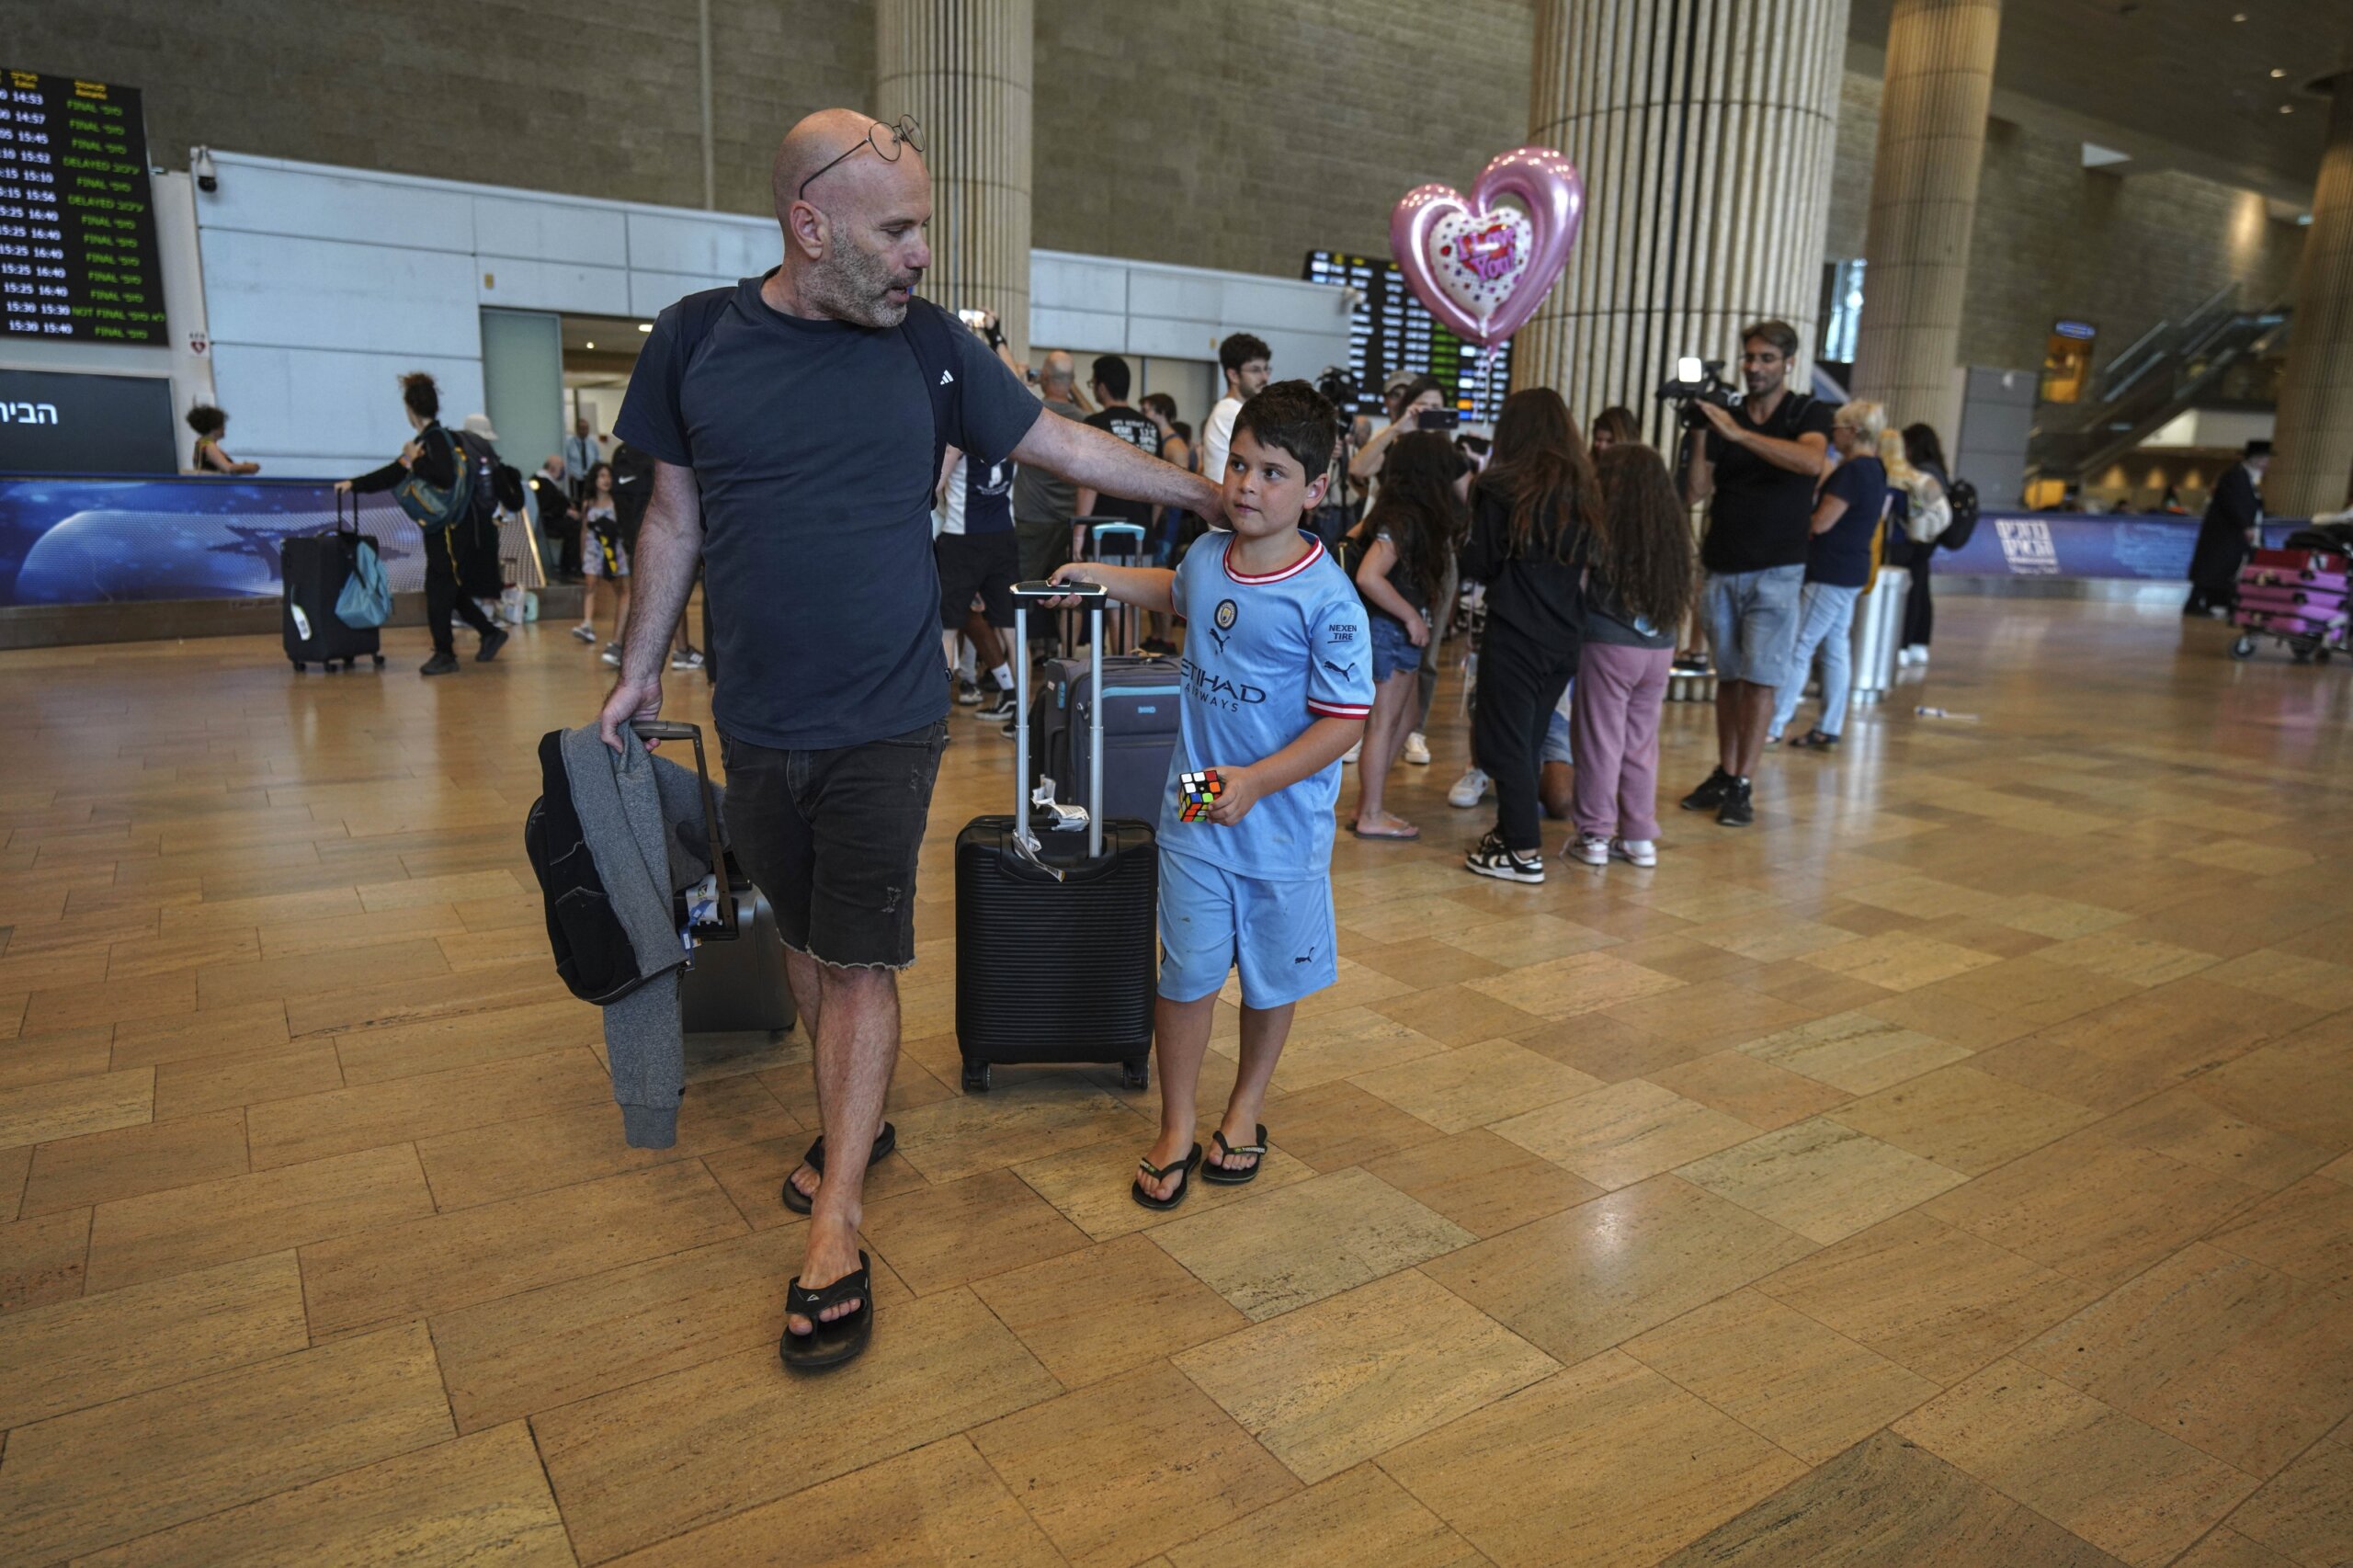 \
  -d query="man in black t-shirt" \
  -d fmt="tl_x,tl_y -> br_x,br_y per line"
1075,355 -> 1159,551
1677,320 -> 1834,827
599,108 -> 1221,1369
